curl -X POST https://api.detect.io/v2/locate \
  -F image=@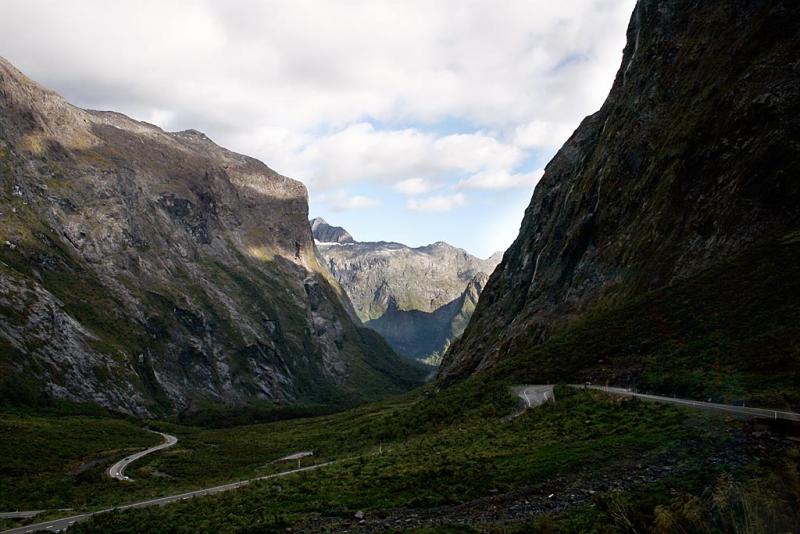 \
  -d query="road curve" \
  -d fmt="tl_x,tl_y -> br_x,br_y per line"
511,385 -> 554,409
574,385 -> 800,422
107,430 -> 178,482
8,387 -> 796,533
2,461 -> 336,534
